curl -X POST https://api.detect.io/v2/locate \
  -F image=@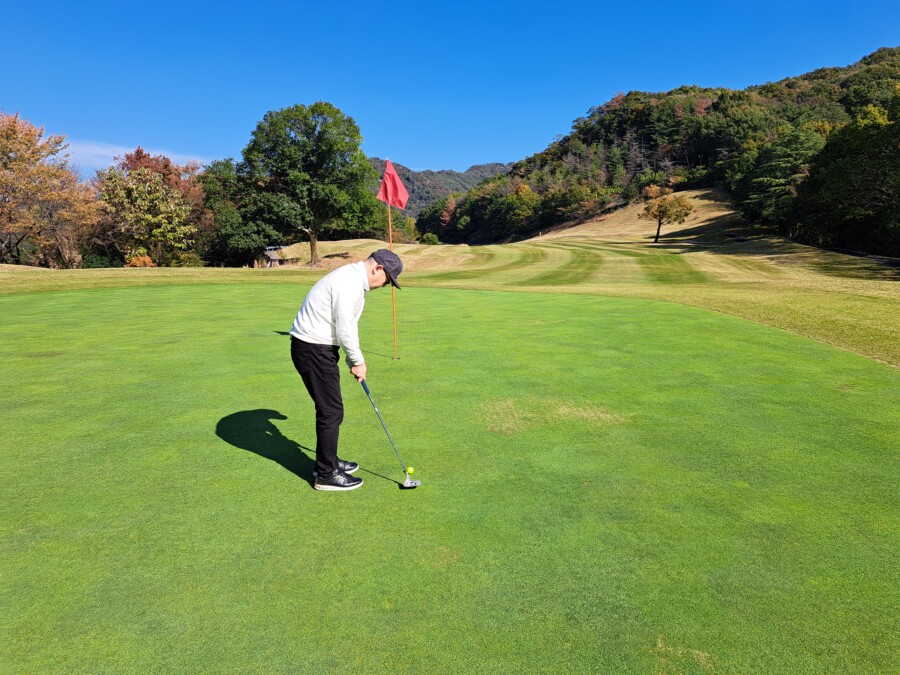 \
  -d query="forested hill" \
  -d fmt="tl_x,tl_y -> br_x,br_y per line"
418,47 -> 900,256
368,158 -> 511,216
